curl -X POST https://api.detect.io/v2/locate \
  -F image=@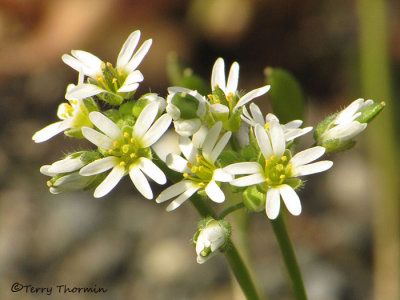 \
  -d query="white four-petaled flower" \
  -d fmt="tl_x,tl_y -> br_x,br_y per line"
156,122 -> 233,211
225,122 -> 333,219
79,102 -> 171,198
195,222 -> 226,264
